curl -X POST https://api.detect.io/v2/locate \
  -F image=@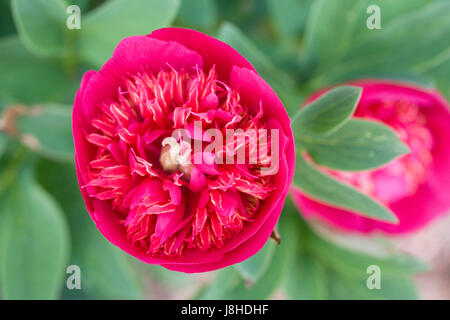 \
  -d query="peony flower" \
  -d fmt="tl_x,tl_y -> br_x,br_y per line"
72,28 -> 295,272
292,80 -> 450,234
